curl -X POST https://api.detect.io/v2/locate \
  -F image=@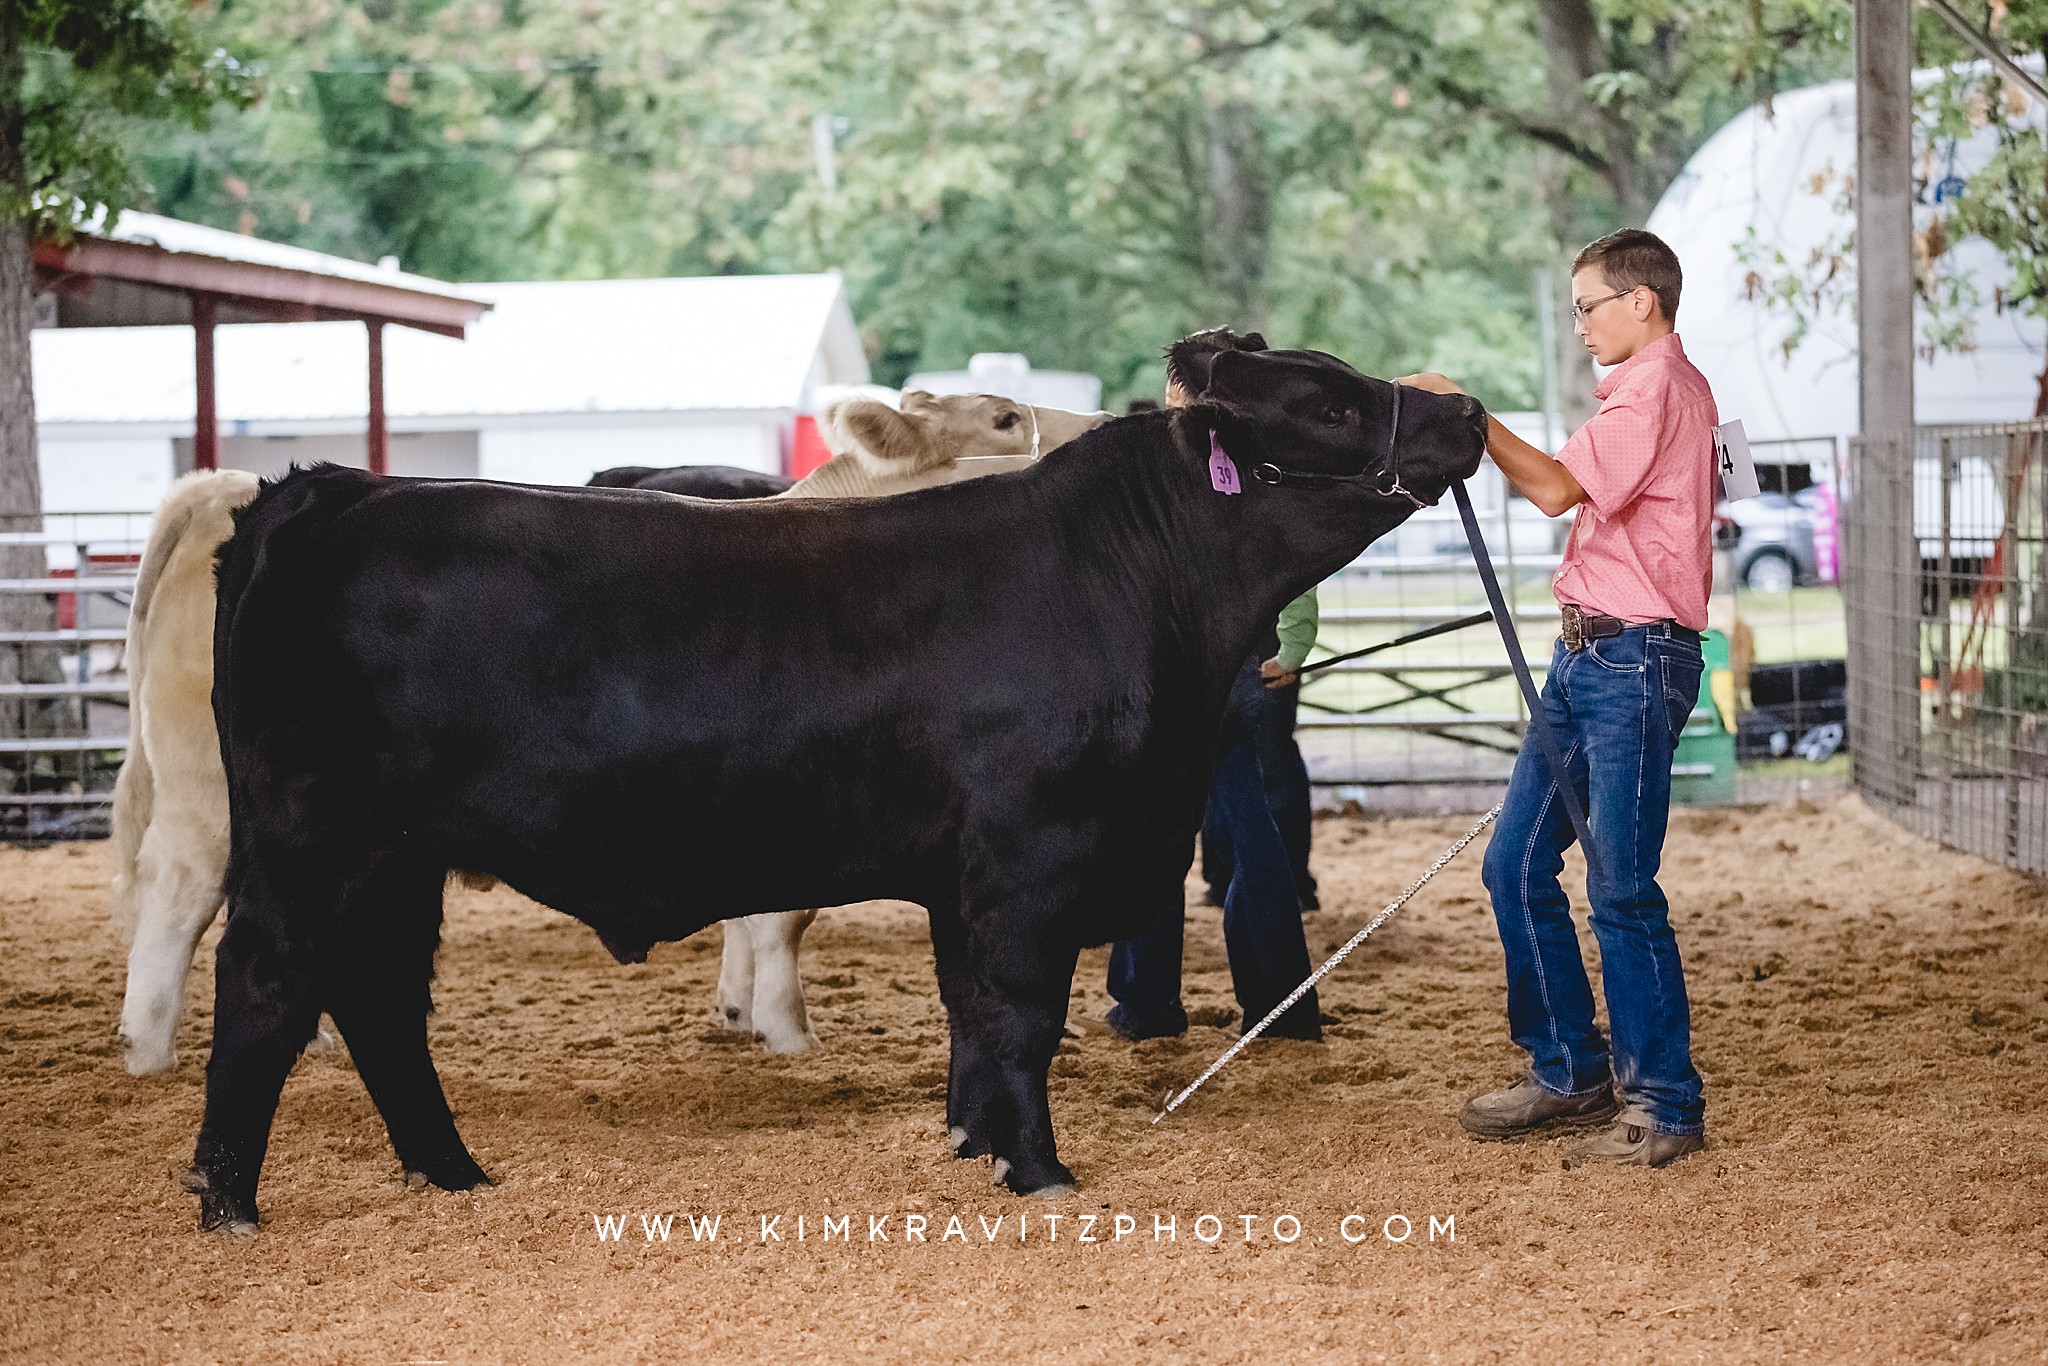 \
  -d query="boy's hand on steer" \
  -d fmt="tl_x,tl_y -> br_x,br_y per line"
1395,372 -> 1468,397
1260,657 -> 1297,690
